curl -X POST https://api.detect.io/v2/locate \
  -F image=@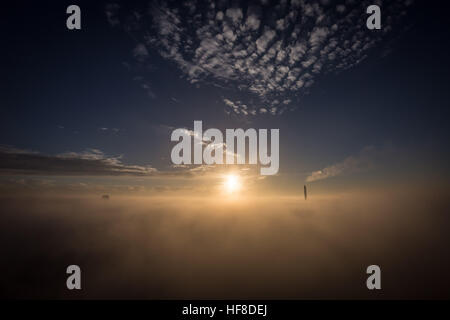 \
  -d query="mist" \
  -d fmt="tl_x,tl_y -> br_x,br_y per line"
1,186 -> 449,299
